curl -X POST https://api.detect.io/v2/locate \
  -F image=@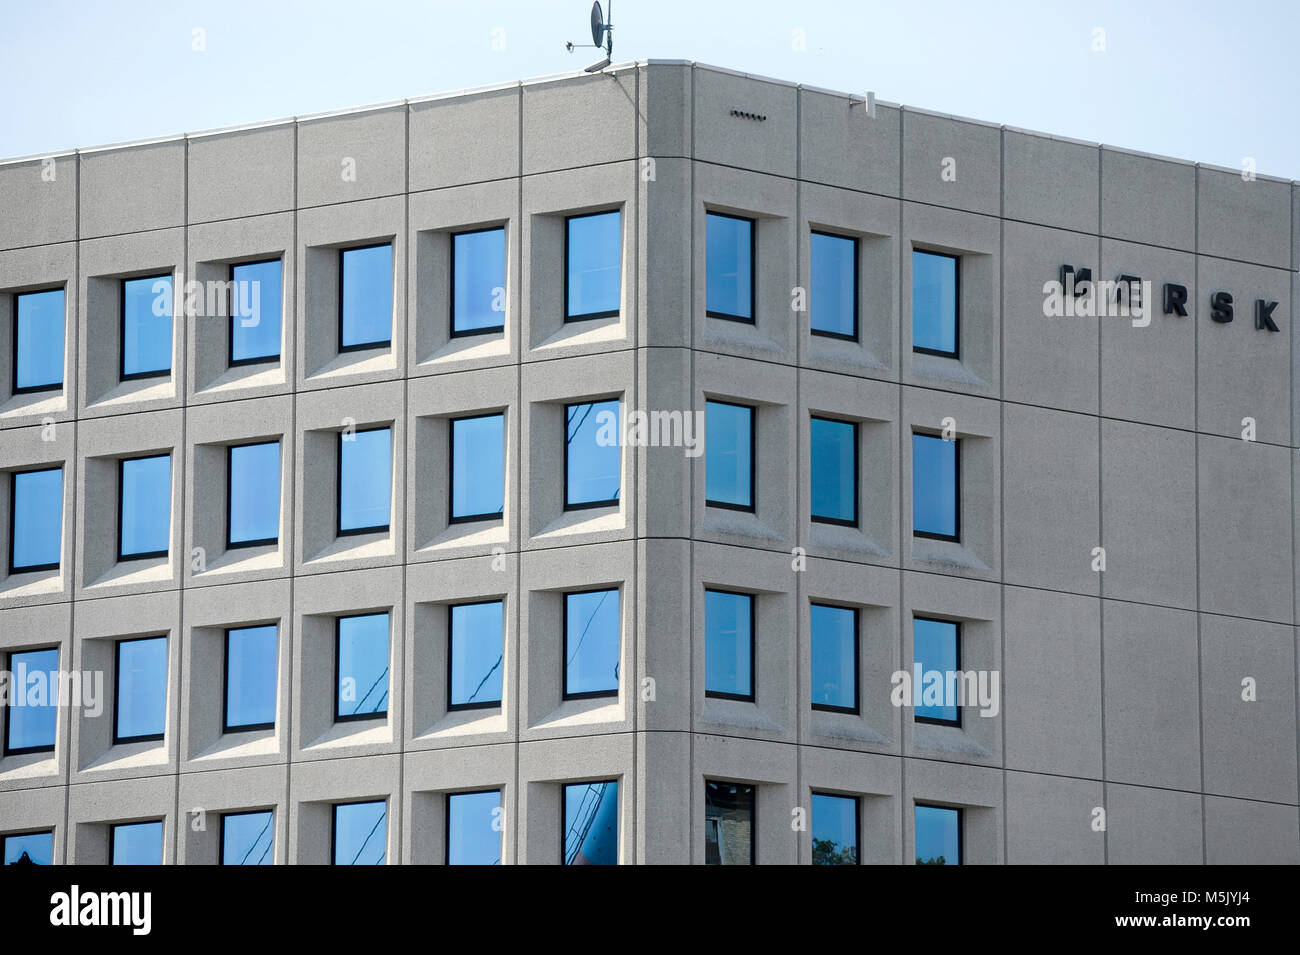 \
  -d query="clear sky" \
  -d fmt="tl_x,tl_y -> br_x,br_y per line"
1,0 -> 1297,179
